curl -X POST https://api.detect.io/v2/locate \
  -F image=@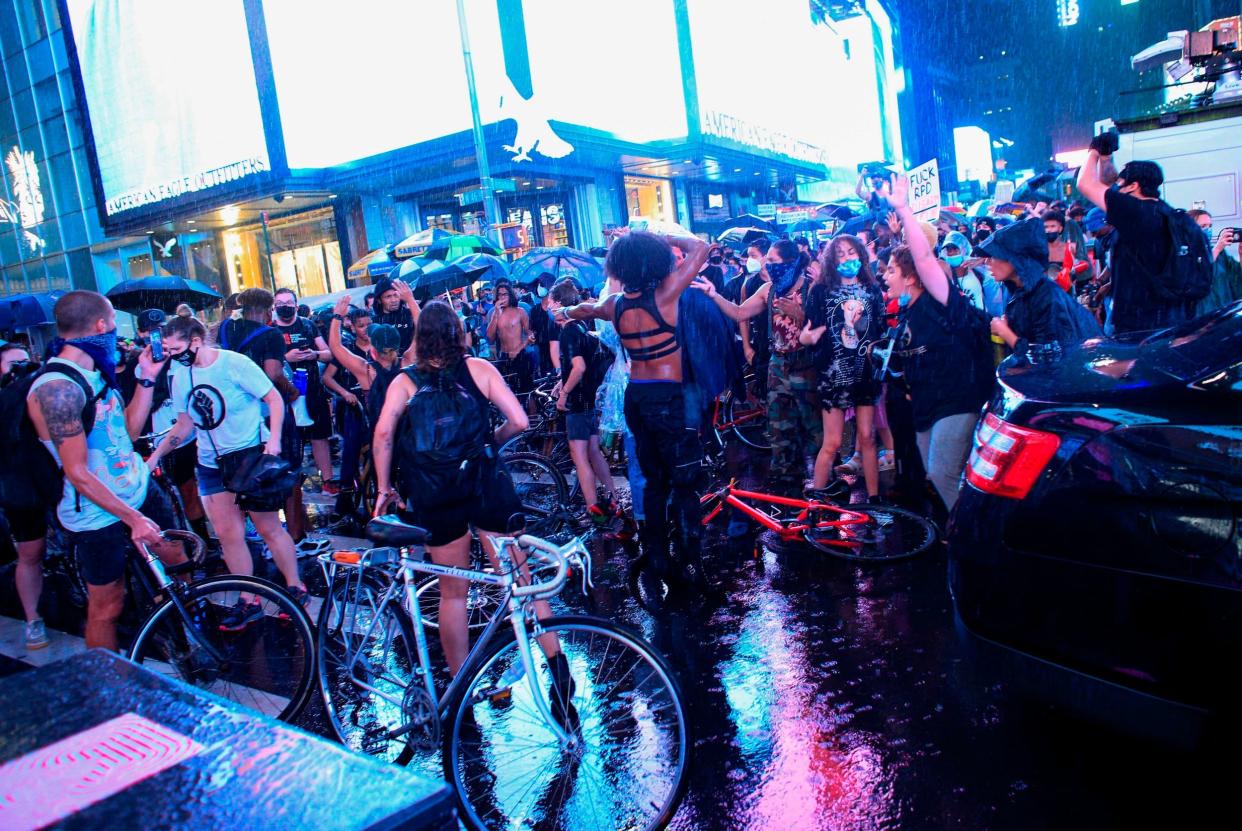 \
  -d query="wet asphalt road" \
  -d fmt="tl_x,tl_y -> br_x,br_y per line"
2,496 -> 1229,830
